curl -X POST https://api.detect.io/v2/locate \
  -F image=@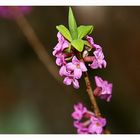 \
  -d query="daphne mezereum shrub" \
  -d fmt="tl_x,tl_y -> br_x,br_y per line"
53,7 -> 113,134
